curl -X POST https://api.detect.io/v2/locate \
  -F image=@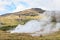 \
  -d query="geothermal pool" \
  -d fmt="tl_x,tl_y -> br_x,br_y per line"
10,13 -> 60,36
